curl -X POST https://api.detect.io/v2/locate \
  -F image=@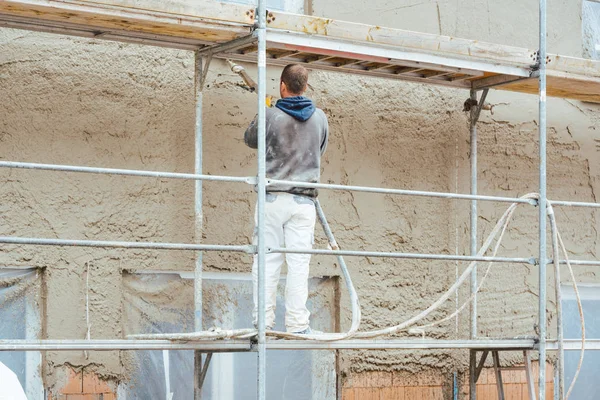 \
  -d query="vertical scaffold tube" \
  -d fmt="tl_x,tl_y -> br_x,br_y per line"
469,88 -> 478,400
538,0 -> 548,398
193,51 -> 204,400
256,0 -> 268,398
